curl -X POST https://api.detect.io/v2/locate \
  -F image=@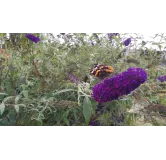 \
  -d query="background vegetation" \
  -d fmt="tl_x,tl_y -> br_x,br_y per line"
0,33 -> 166,126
